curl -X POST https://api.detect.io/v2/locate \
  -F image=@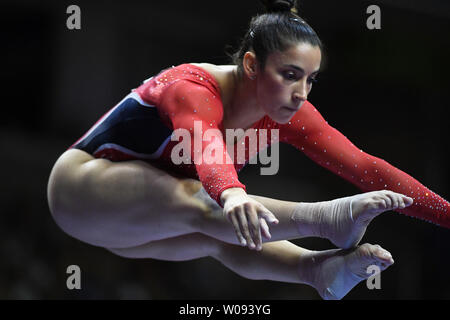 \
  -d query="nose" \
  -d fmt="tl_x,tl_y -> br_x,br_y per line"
293,81 -> 308,103
293,92 -> 306,103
